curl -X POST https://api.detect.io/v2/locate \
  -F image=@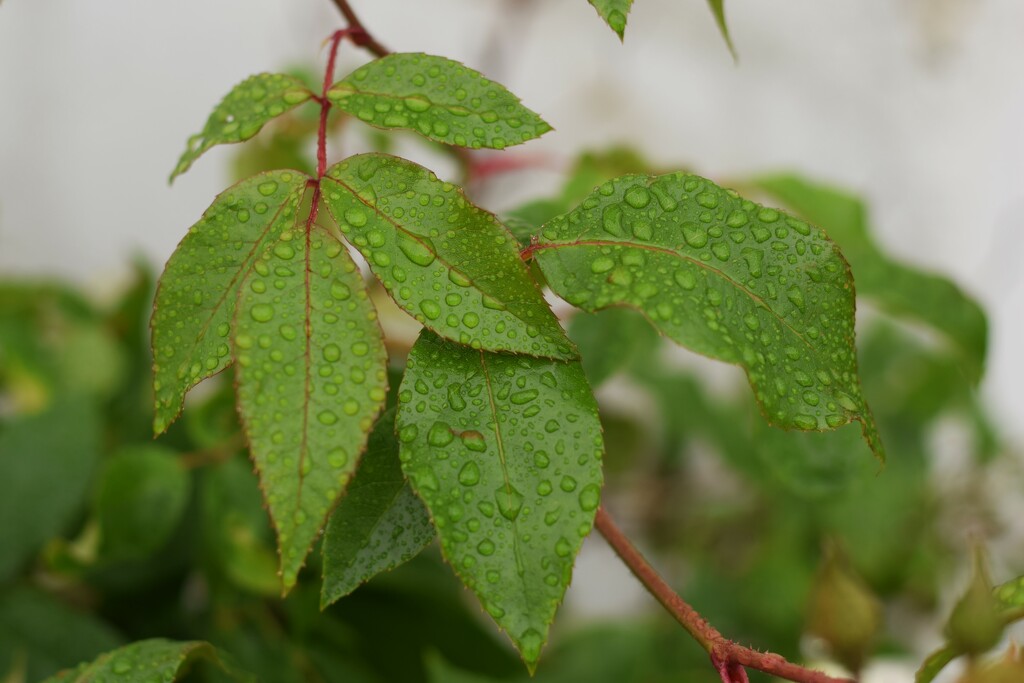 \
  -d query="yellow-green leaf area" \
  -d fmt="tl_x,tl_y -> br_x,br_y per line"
321,408 -> 434,607
321,153 -> 574,359
396,330 -> 604,672
328,53 -> 551,150
151,170 -> 309,435
170,73 -> 314,181
233,226 -> 388,592
40,639 -> 252,683
534,172 -> 883,461
587,0 -> 634,40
